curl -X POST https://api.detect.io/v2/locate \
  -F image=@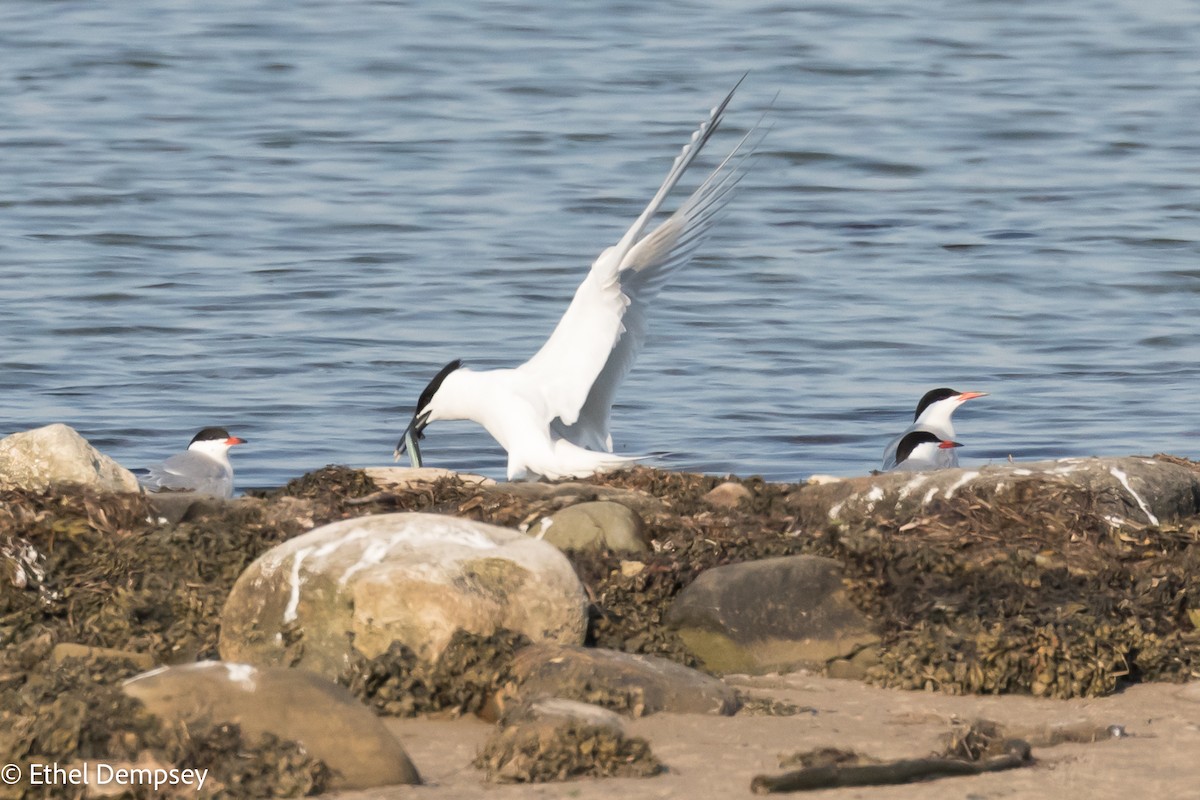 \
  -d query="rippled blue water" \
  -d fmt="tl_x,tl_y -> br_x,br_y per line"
2,1 -> 1198,487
